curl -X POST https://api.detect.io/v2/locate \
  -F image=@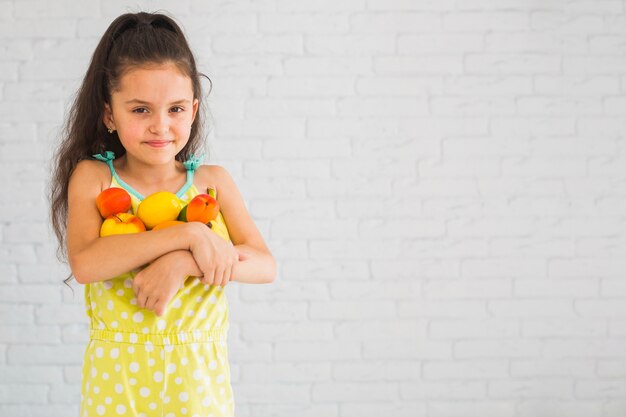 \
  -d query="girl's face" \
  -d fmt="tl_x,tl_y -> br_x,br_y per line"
103,62 -> 199,166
